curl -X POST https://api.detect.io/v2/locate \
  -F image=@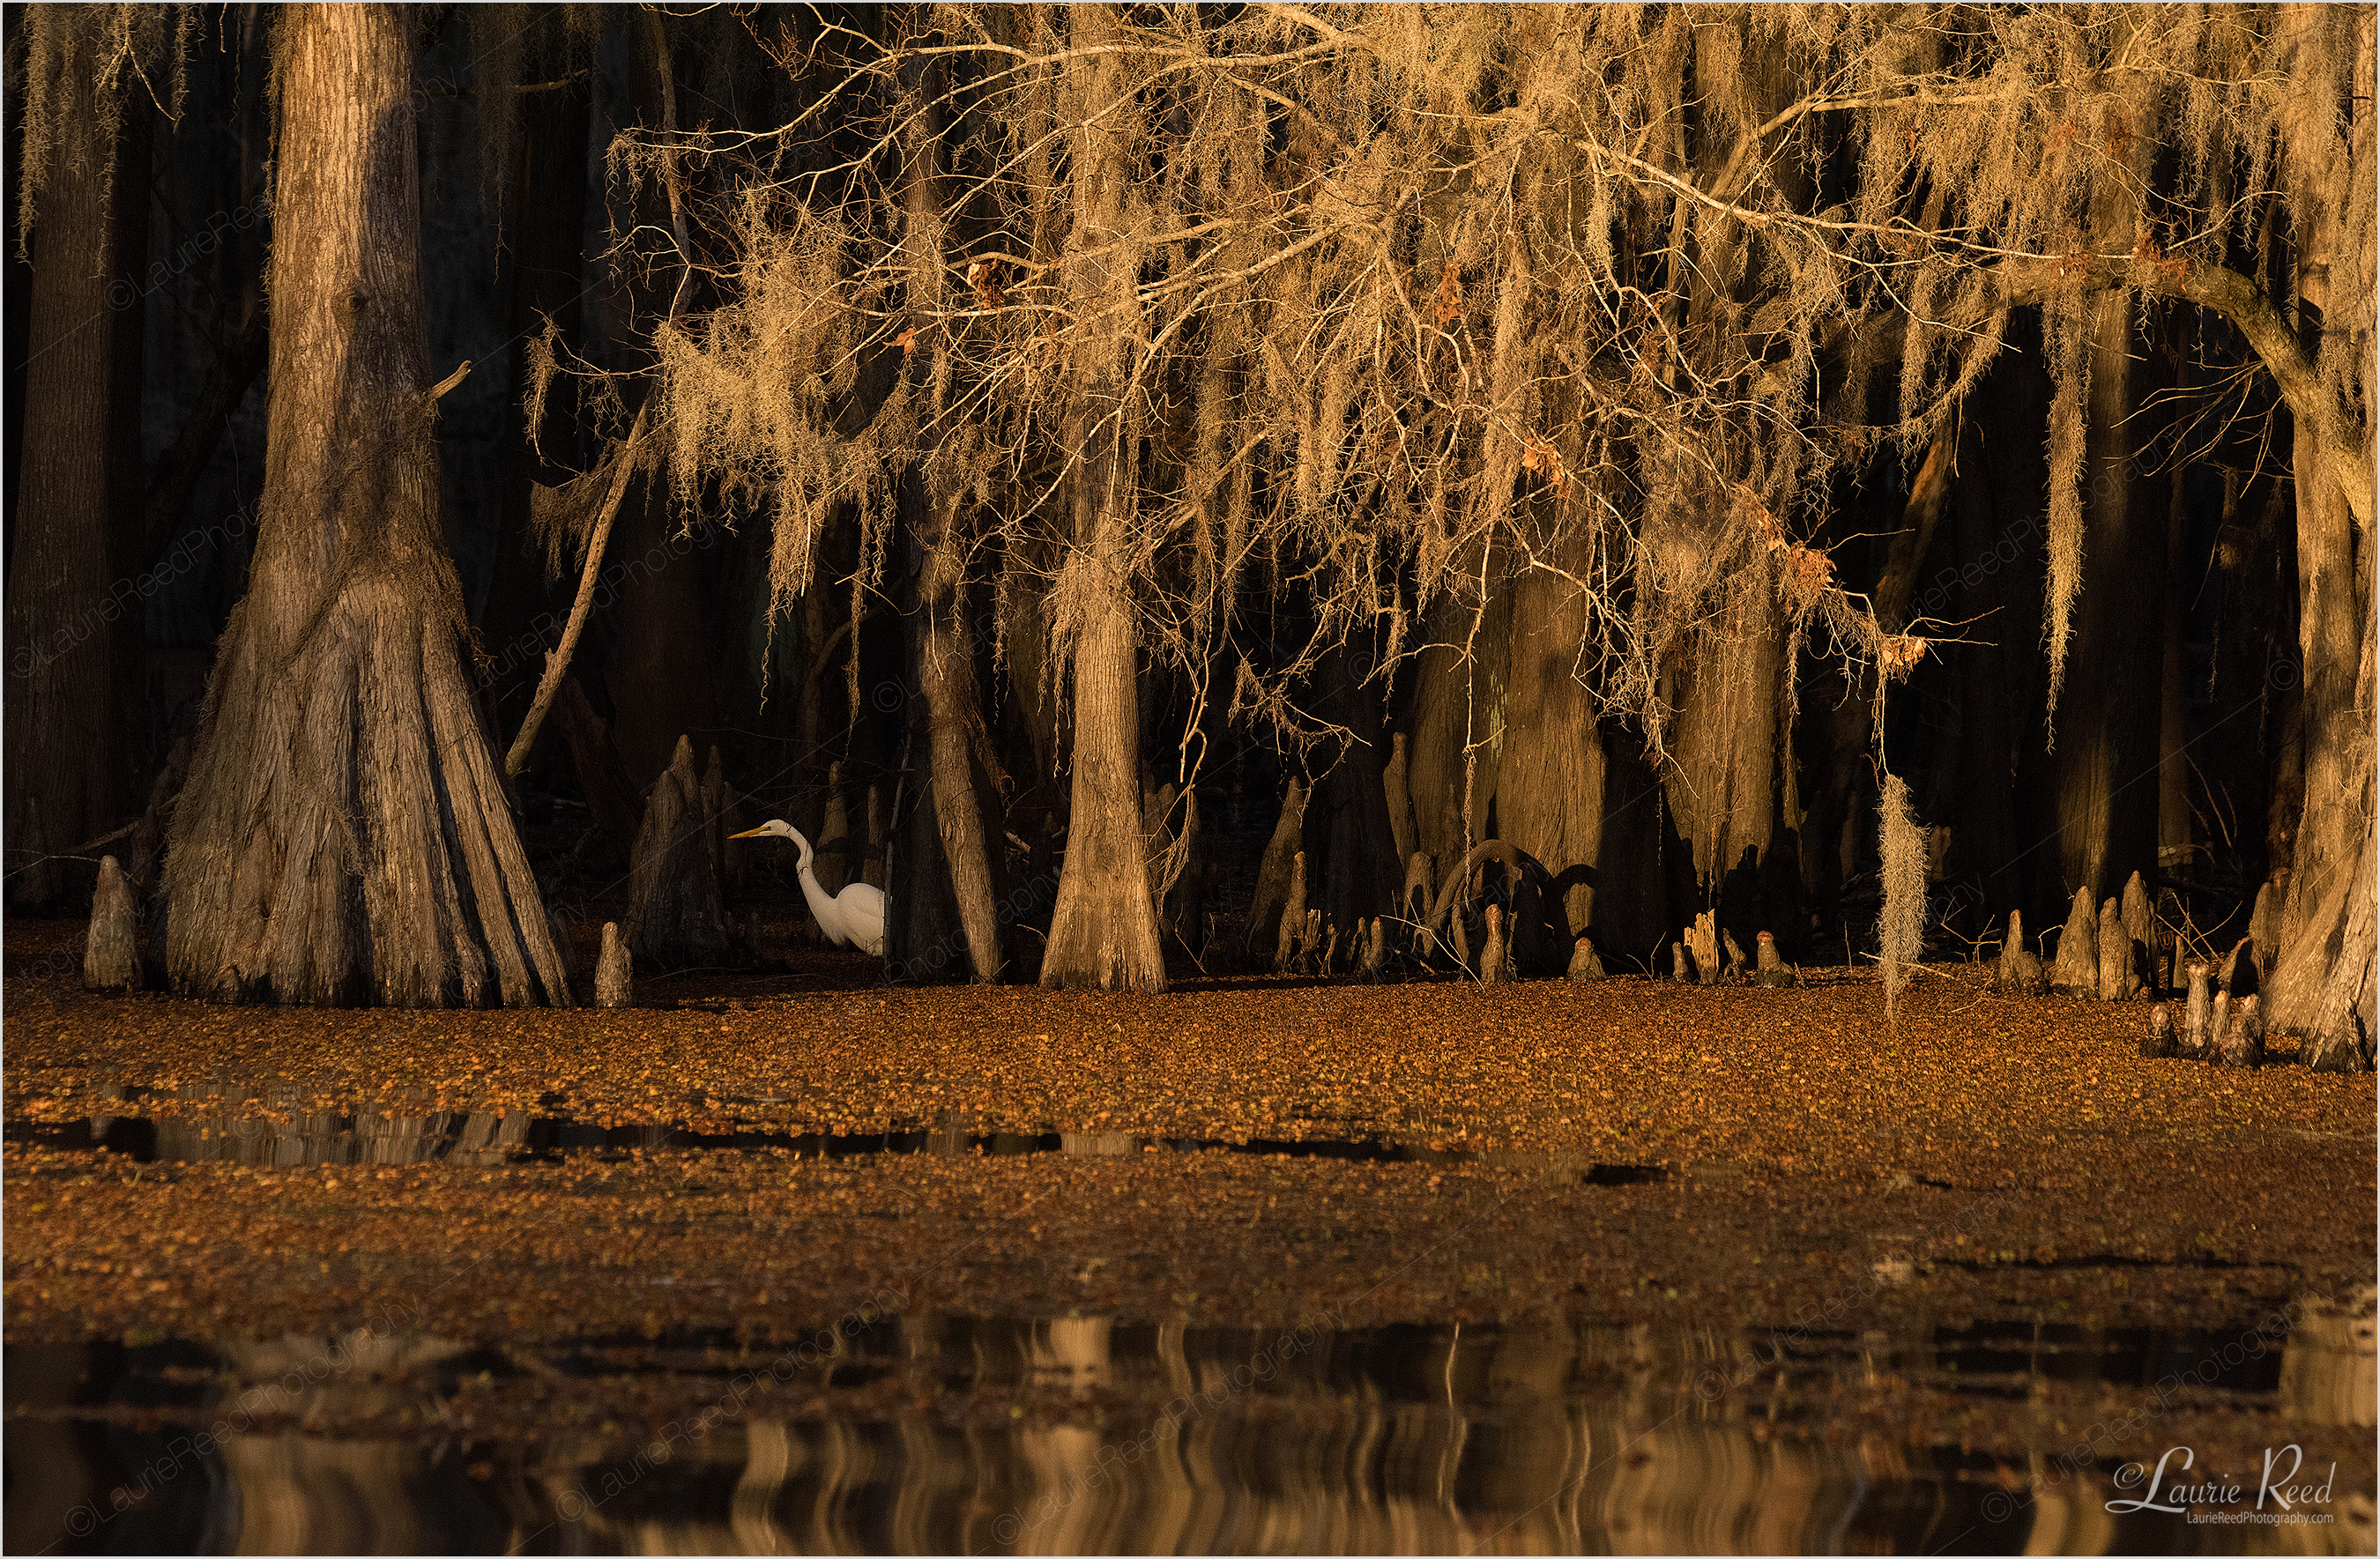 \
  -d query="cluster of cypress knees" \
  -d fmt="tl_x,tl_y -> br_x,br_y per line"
1983,868 -> 2271,1068
69,787 -> 2253,1037
1662,910 -> 1800,989
1253,845 -> 1800,991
